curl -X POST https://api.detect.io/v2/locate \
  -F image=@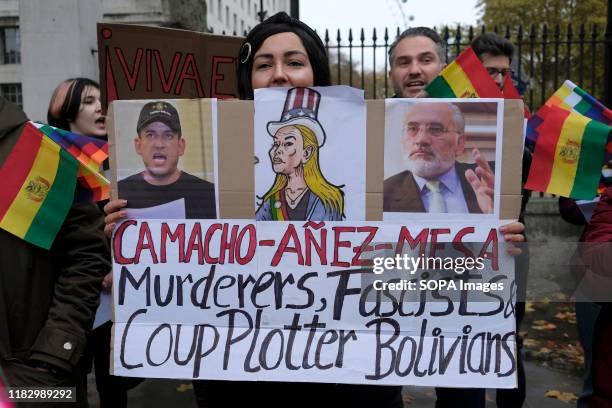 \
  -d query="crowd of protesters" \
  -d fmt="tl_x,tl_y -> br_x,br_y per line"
0,10 -> 610,408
